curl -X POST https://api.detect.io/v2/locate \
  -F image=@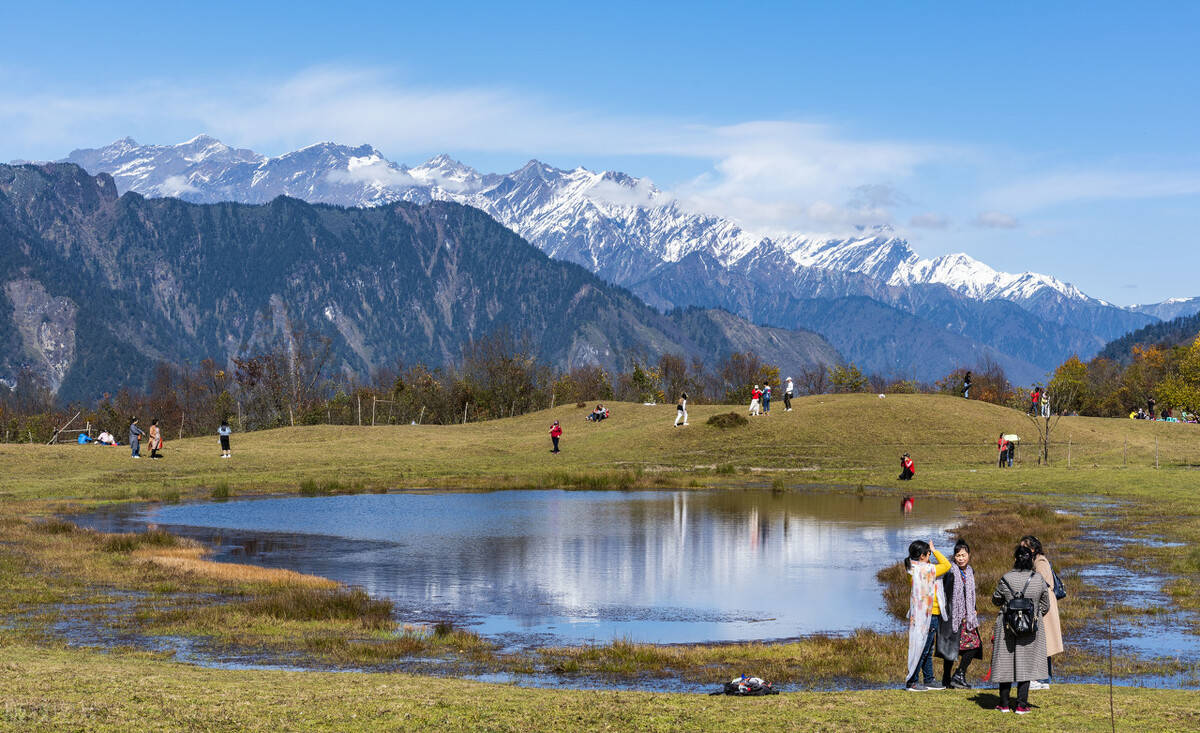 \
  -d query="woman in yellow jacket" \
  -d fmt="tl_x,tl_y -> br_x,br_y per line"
905,540 -> 953,690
